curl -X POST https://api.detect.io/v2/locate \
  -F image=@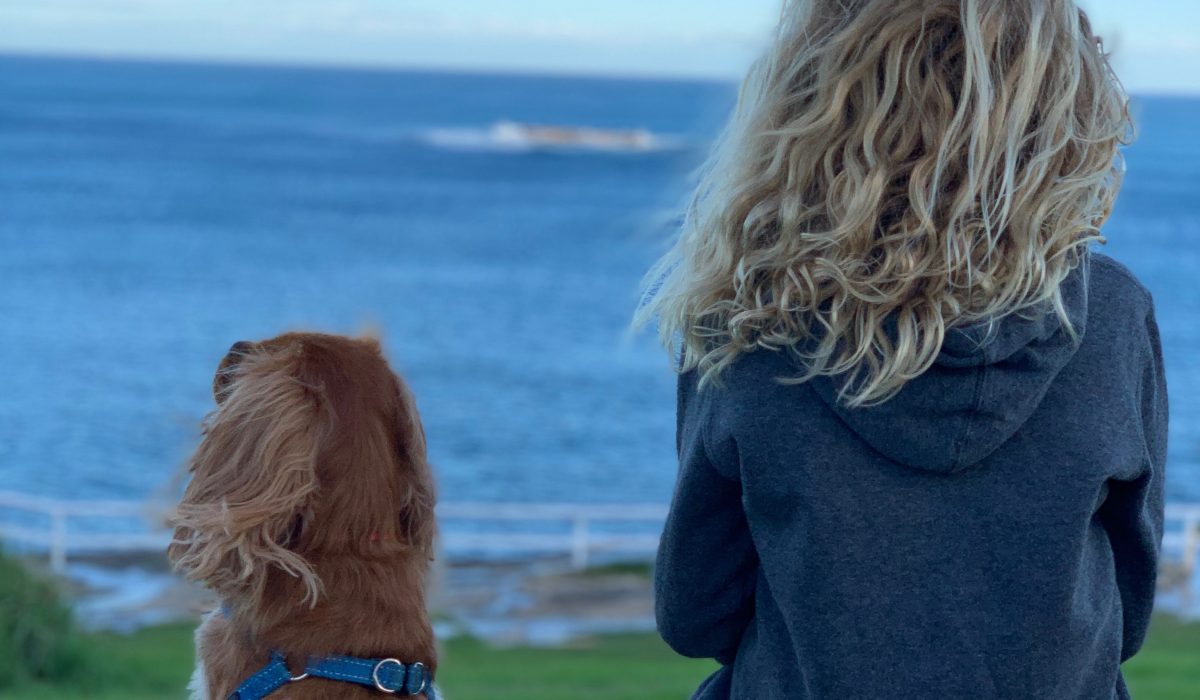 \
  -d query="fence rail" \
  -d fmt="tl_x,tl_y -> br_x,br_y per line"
0,490 -> 668,573
1,490 -> 1197,577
